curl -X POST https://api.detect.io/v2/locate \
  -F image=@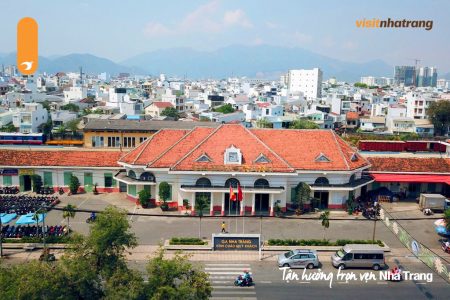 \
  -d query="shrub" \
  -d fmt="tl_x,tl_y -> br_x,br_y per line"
169,237 -> 206,245
267,239 -> 384,247
69,175 -> 80,194
138,189 -> 151,208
